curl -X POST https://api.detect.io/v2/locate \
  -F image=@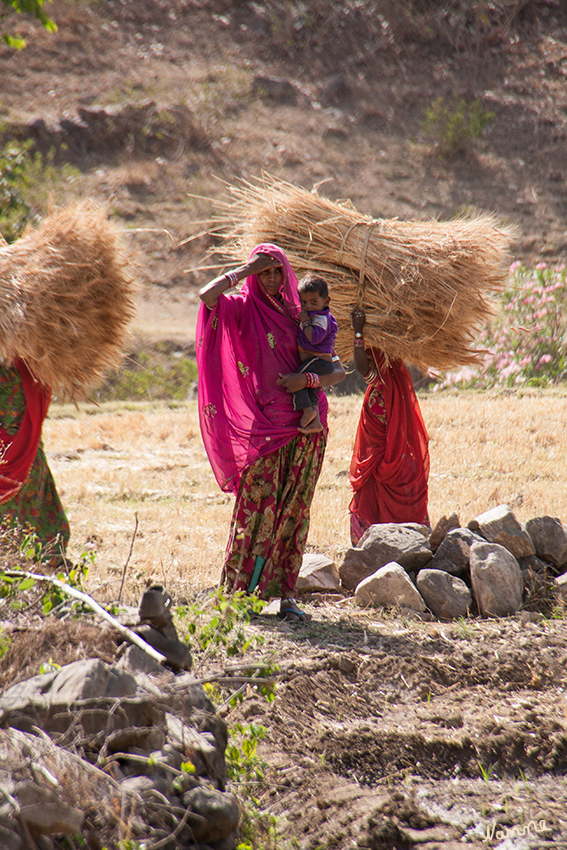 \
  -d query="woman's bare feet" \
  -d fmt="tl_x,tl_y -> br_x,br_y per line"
299,412 -> 323,434
299,407 -> 317,429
